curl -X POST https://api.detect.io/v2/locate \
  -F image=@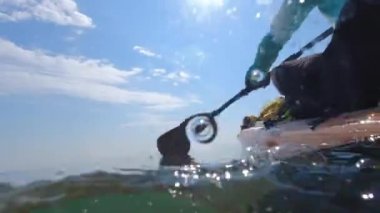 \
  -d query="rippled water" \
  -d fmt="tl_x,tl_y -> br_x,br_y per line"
1,137 -> 380,213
